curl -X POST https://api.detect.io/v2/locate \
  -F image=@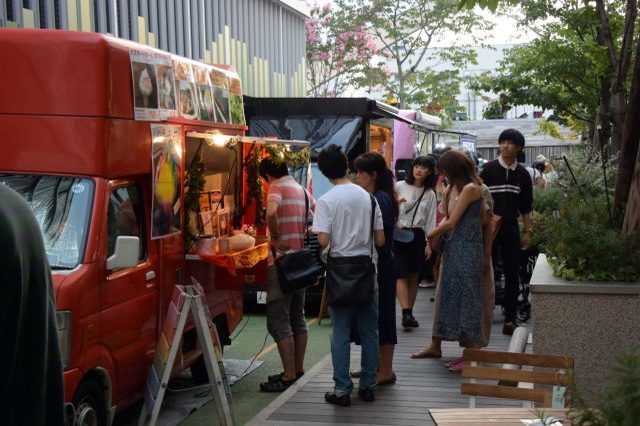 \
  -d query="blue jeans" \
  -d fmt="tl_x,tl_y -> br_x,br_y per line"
328,294 -> 379,395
